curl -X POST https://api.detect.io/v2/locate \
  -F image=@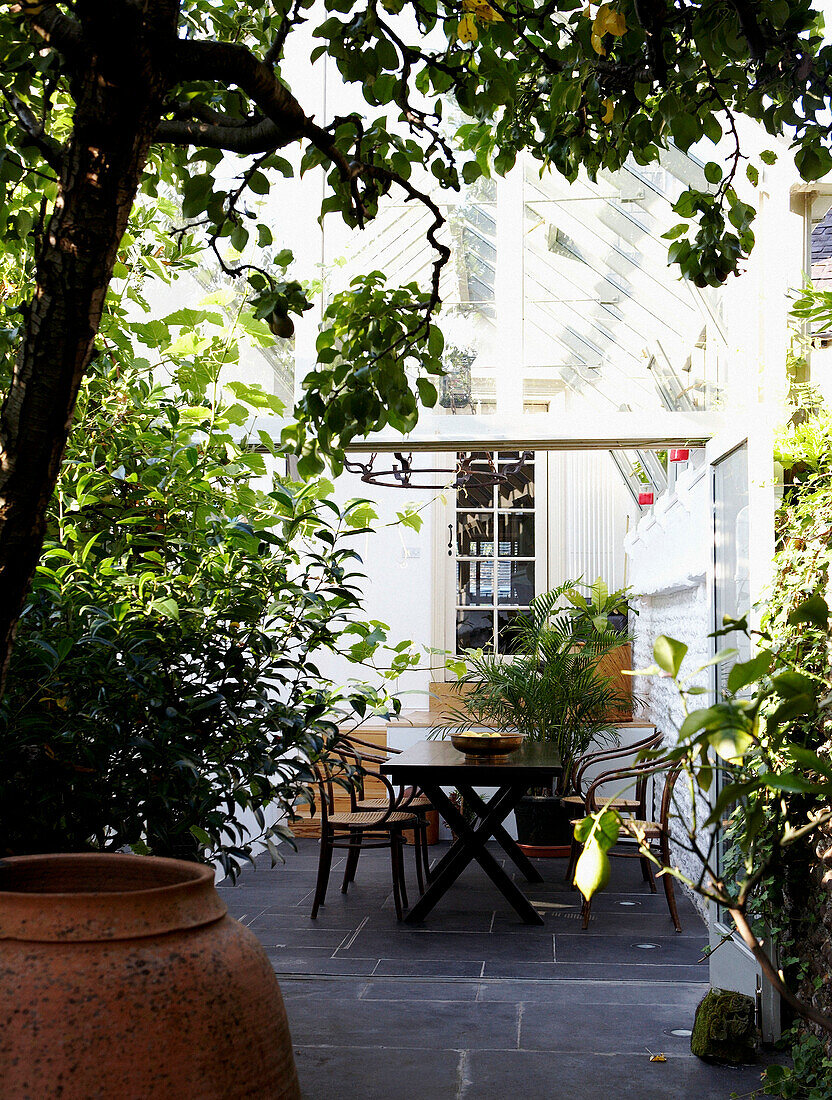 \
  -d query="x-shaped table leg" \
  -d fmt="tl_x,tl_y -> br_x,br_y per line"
405,783 -> 544,925
455,783 -> 543,885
